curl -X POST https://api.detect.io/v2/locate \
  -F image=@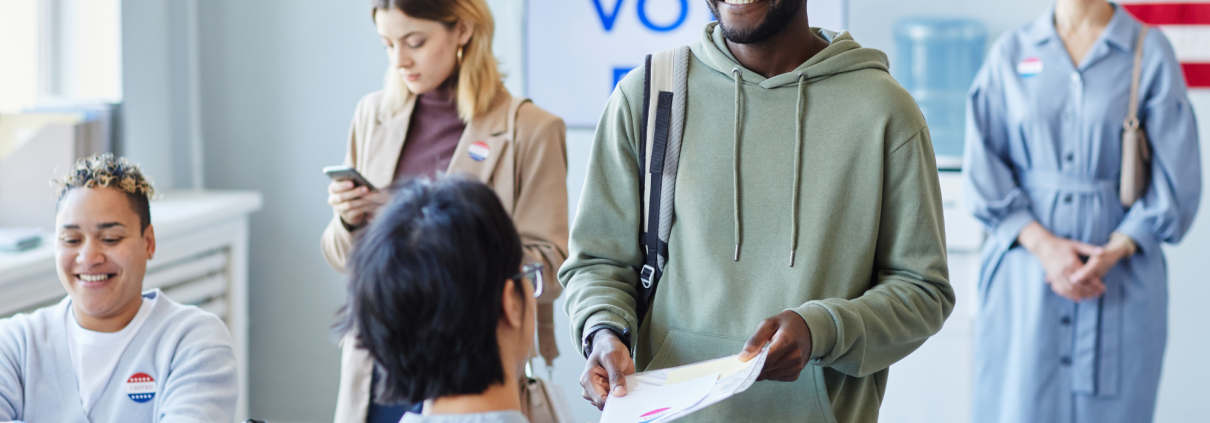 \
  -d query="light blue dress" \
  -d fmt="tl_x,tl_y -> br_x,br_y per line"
964,5 -> 1201,423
